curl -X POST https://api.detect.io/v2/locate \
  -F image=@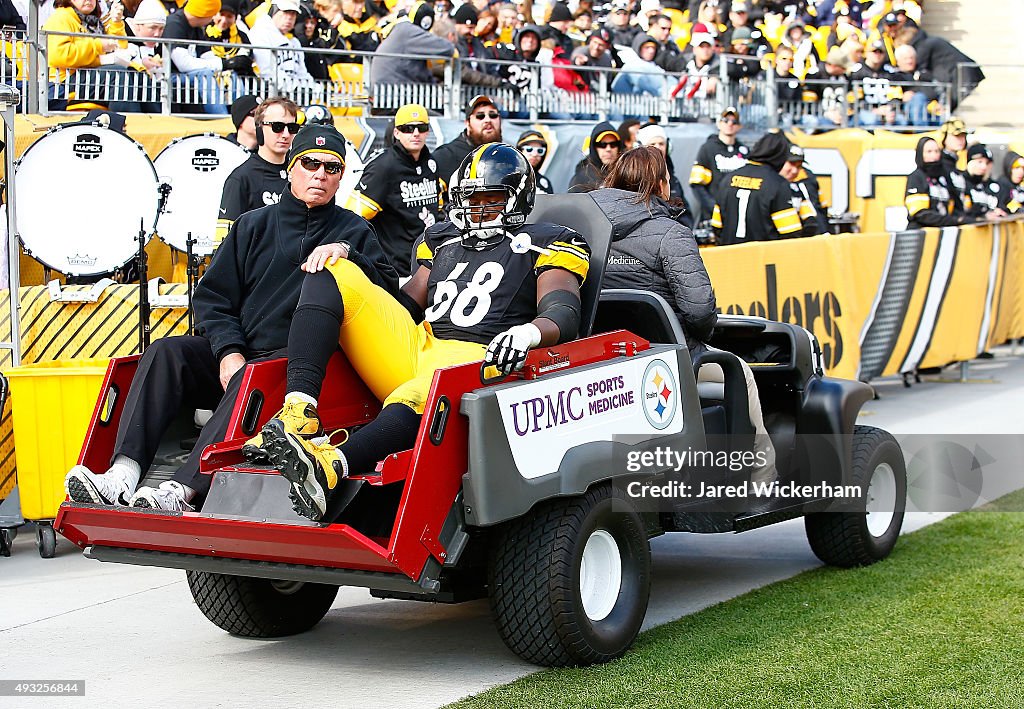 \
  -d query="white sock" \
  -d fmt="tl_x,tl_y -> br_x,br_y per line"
286,391 -> 318,407
109,455 -> 142,489
160,480 -> 196,503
